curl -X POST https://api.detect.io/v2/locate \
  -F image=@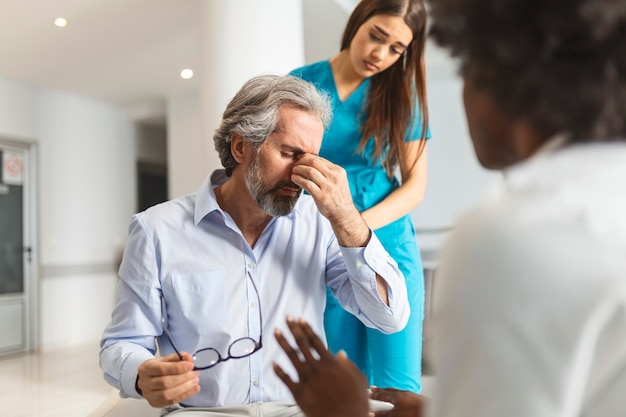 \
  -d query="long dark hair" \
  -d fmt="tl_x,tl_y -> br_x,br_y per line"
342,0 -> 429,177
